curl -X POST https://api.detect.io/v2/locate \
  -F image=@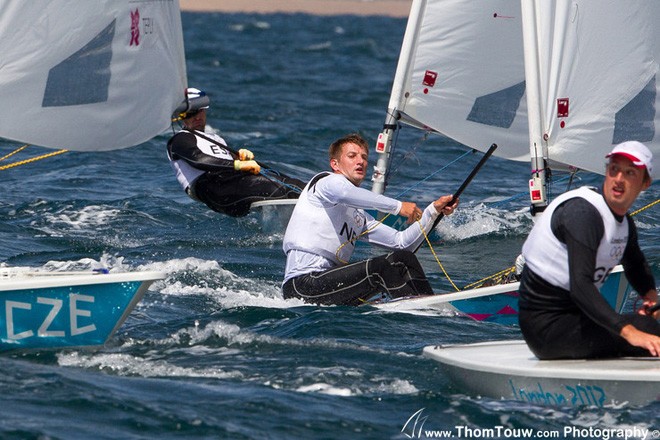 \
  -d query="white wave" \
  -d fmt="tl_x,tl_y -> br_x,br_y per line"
138,257 -> 307,309
38,204 -> 121,232
1,253 -> 129,274
296,383 -> 353,396
228,20 -> 271,32
436,203 -> 530,241
56,351 -> 242,379
293,375 -> 418,397
304,41 -> 332,51
373,379 -> 419,395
